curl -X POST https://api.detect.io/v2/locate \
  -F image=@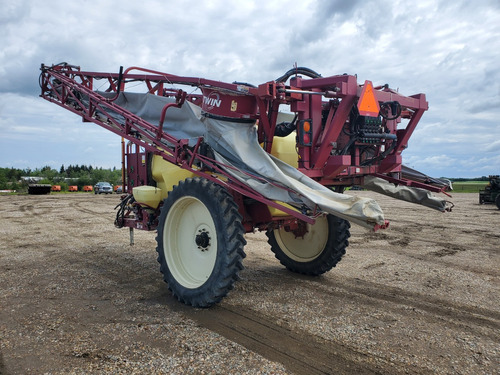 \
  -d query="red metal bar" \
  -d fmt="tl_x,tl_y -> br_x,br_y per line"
312,94 -> 356,170
156,90 -> 187,140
